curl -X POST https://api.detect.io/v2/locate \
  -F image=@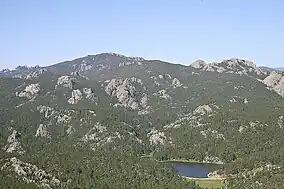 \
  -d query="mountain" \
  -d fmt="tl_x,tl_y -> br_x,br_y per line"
1,53 -> 284,189
275,67 -> 284,71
